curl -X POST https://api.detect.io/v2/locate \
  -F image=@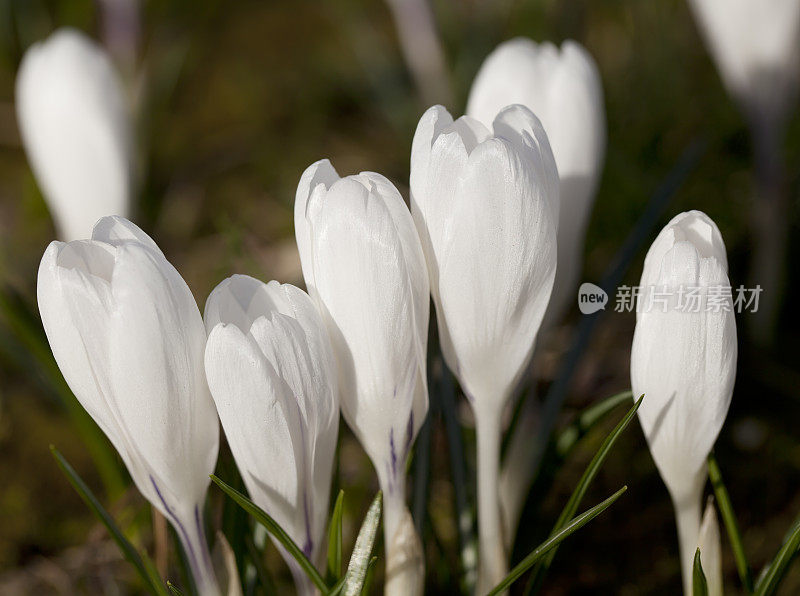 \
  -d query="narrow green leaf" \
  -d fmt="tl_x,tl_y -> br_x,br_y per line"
360,556 -> 378,595
527,395 -> 643,594
693,549 -> 709,596
50,446 -> 167,596
555,390 -> 633,458
2,289 -> 125,497
342,491 -> 382,596
210,474 -> 328,593
327,490 -> 345,581
754,509 -> 800,596
707,452 -> 753,592
489,486 -> 628,595
166,581 -> 184,596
